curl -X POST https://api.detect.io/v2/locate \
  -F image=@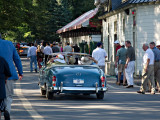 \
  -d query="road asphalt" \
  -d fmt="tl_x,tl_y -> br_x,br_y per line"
3,57 -> 160,120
